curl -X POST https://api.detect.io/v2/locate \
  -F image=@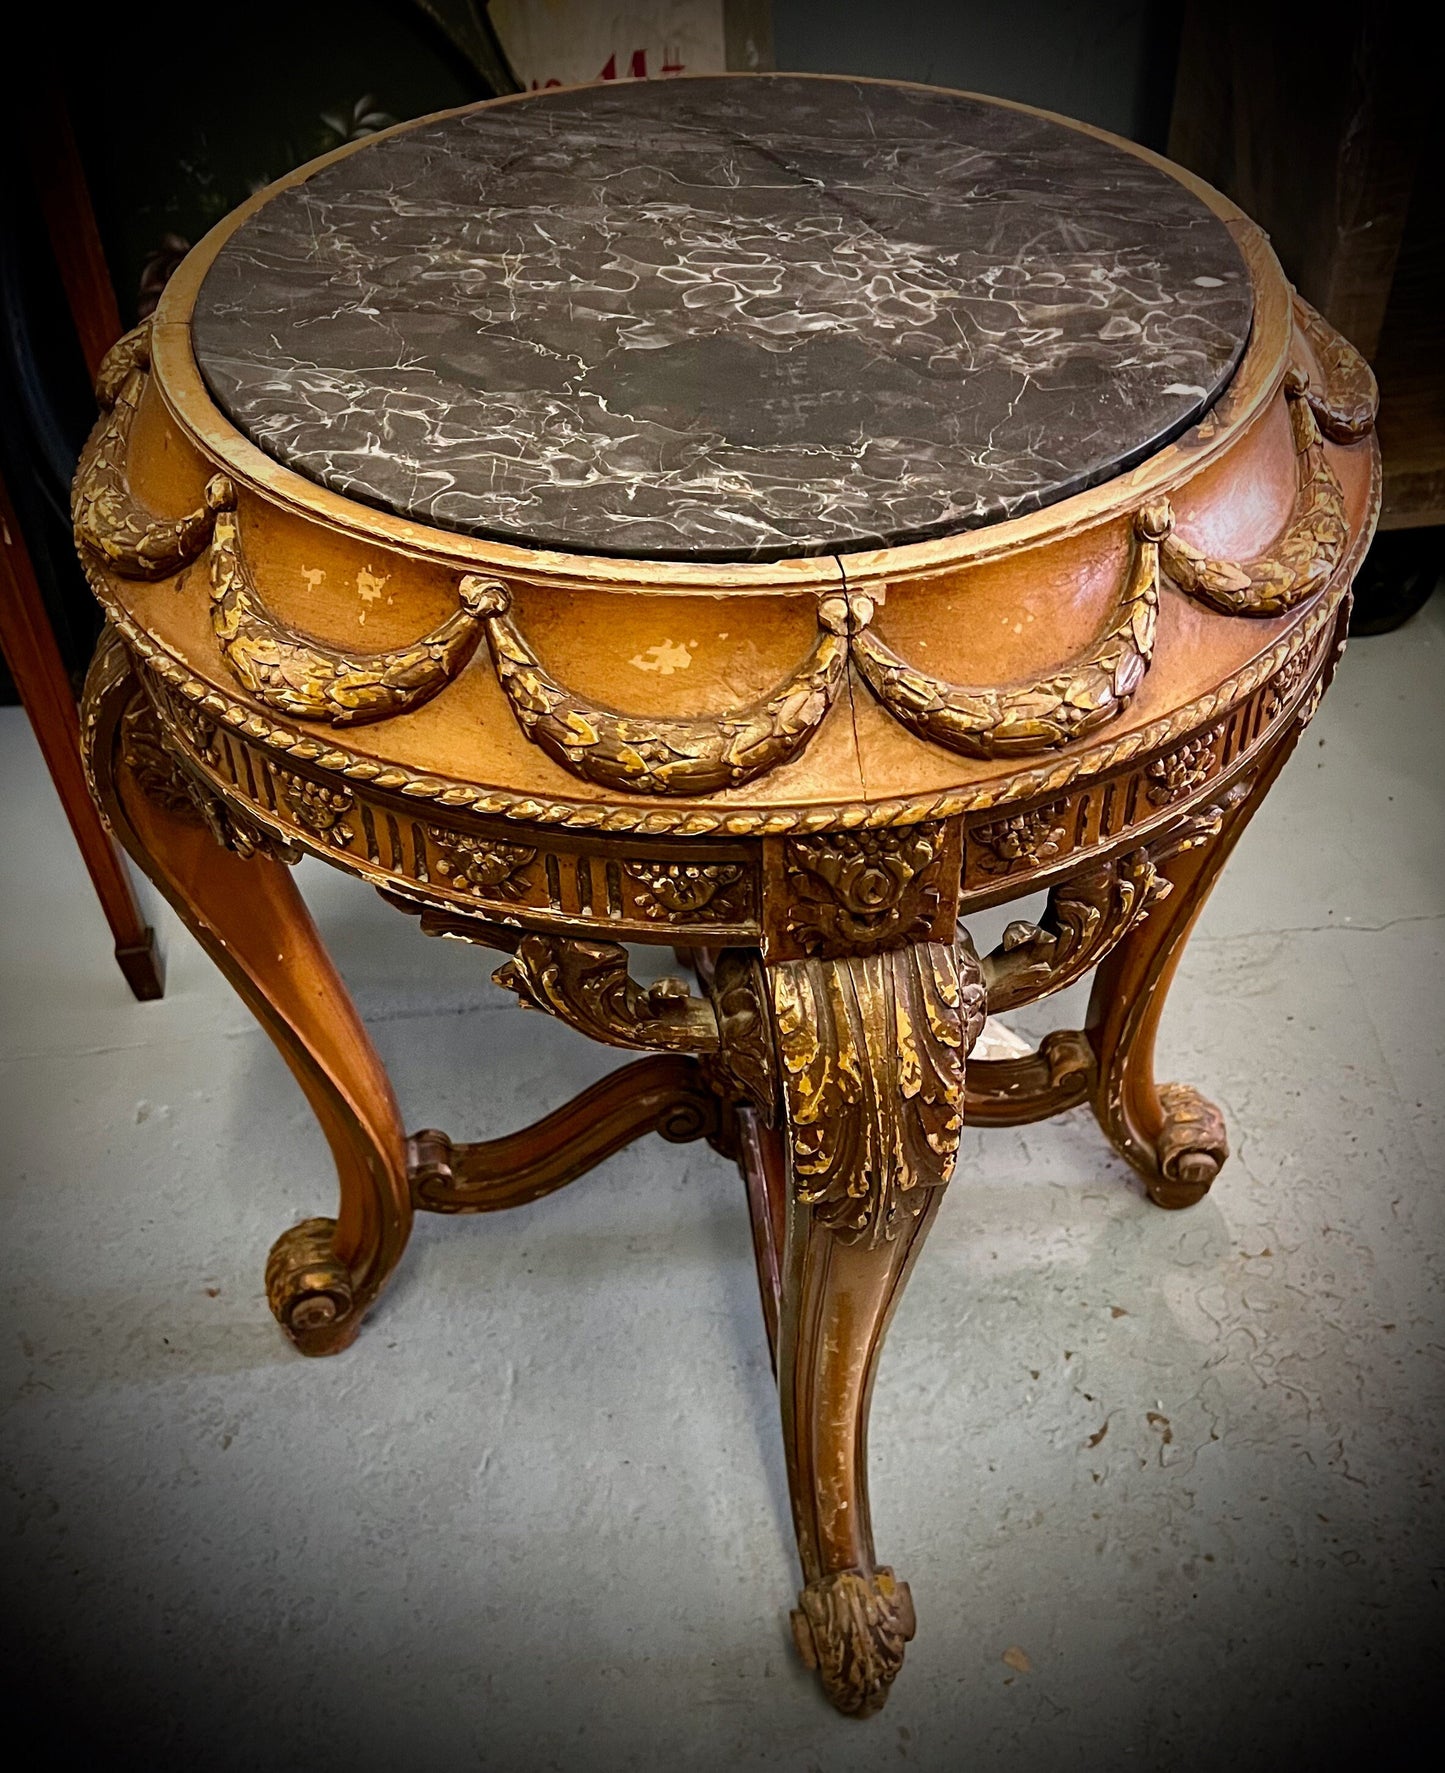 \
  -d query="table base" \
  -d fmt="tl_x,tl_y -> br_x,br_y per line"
82,625 -> 1331,1717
